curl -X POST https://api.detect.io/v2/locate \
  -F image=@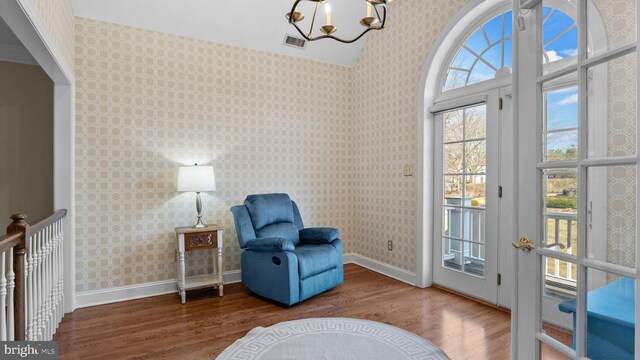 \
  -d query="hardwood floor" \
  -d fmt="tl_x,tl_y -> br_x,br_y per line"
55,264 -> 570,359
